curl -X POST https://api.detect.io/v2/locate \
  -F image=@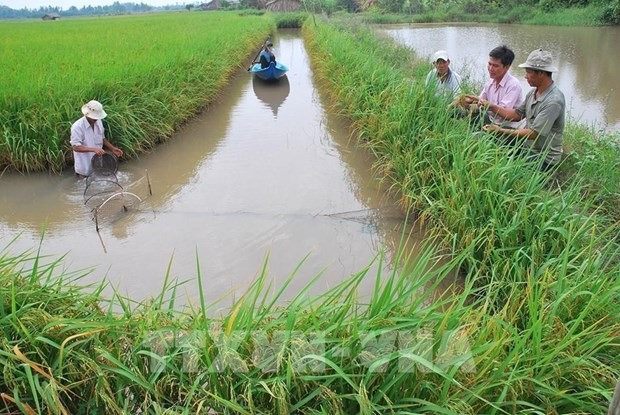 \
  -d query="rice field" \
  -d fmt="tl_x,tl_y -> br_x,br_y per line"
0,11 -> 275,173
0,12 -> 619,415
